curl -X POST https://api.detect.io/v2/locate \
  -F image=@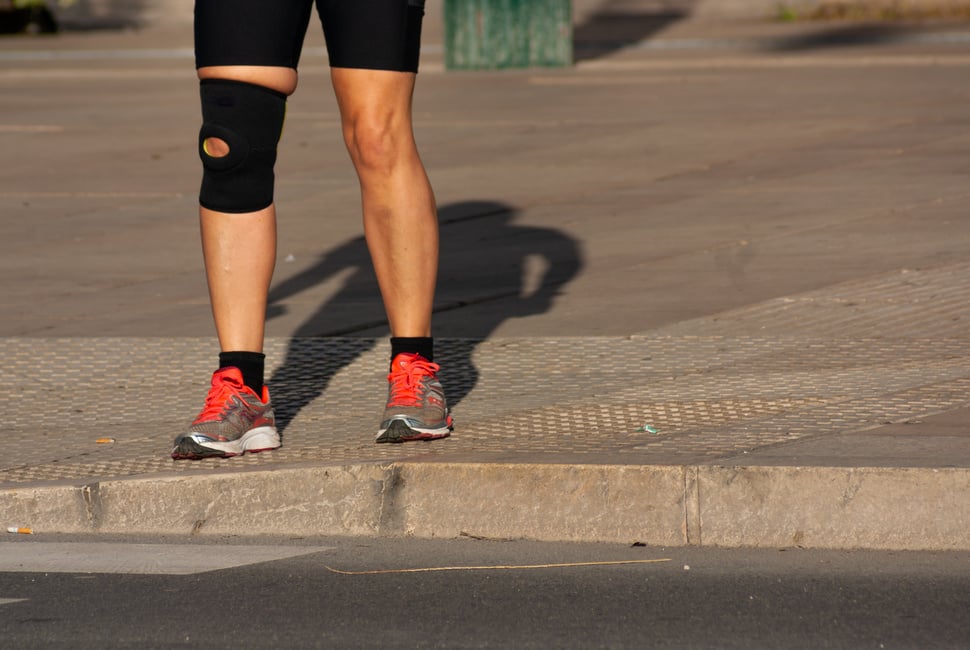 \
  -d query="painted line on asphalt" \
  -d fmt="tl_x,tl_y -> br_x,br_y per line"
0,191 -> 184,199
0,125 -> 64,133
0,69 -> 188,81
627,32 -> 970,51
578,54 -> 970,70
0,598 -> 28,606
0,543 -> 334,575
0,46 -> 324,62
